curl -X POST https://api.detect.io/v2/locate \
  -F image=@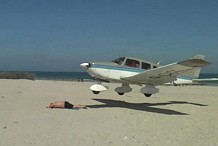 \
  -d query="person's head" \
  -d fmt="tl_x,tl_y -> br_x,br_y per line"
49,103 -> 54,108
